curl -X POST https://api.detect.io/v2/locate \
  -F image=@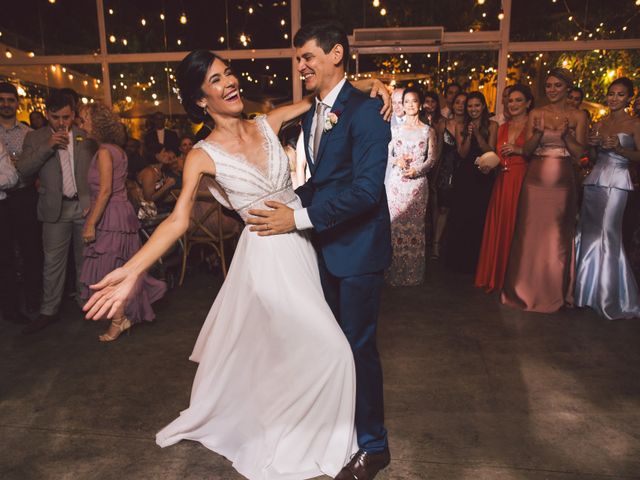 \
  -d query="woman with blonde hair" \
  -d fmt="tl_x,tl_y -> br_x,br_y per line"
78,102 -> 166,341
501,68 -> 587,312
